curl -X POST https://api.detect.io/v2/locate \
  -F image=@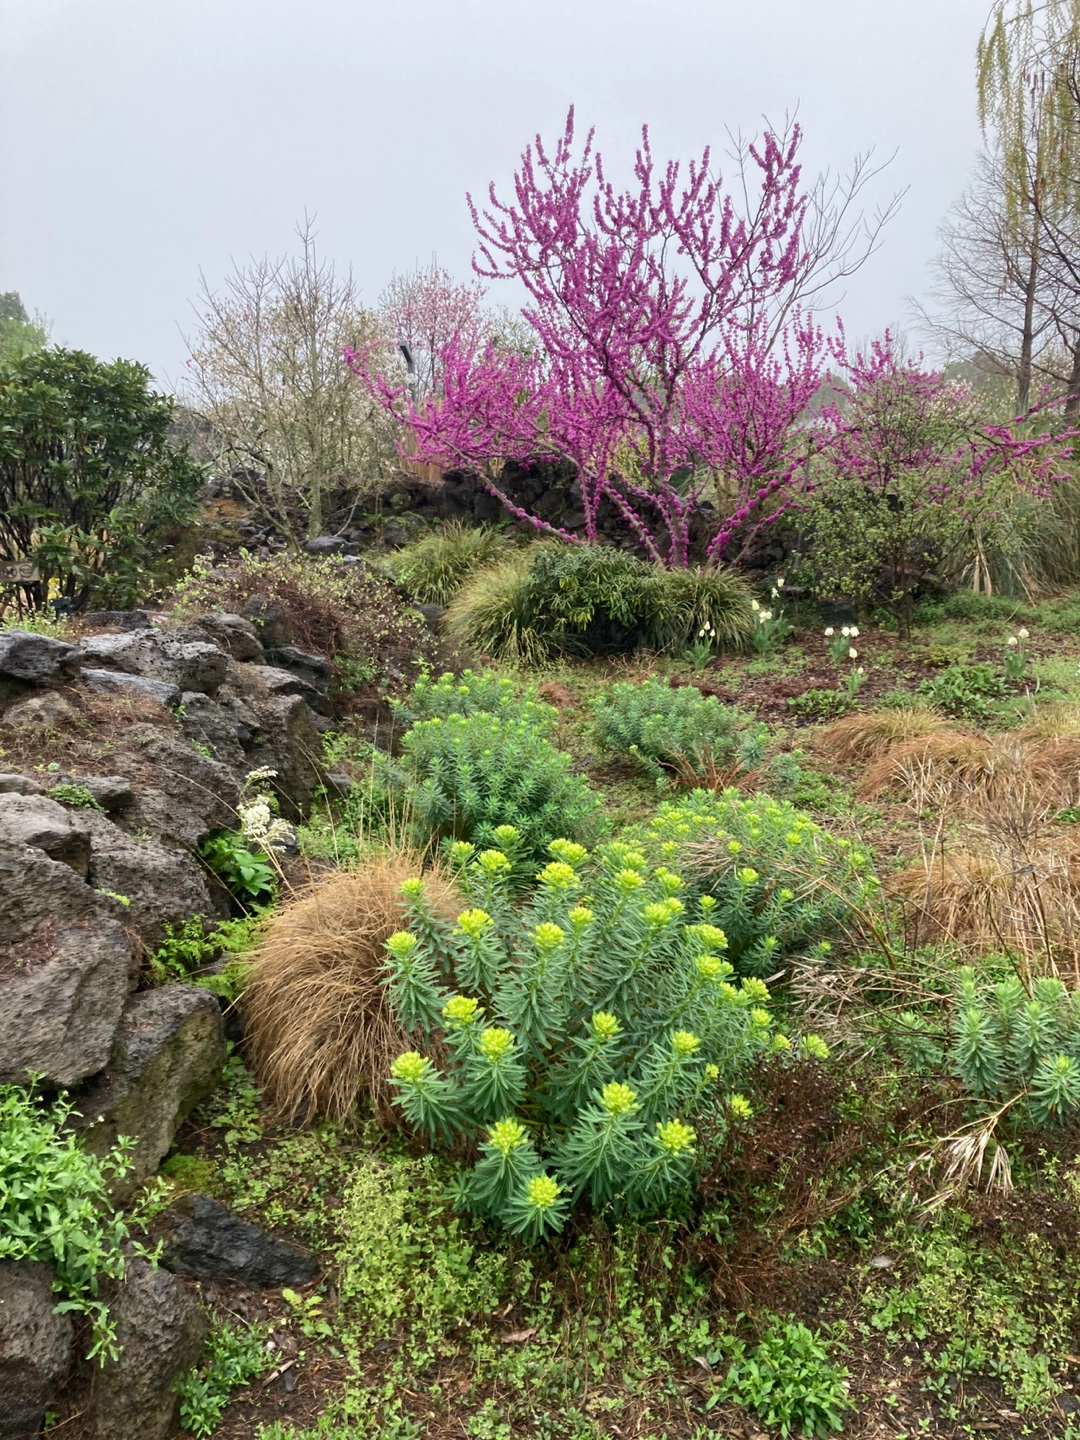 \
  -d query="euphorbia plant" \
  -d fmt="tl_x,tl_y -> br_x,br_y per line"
383,828 -> 827,1239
